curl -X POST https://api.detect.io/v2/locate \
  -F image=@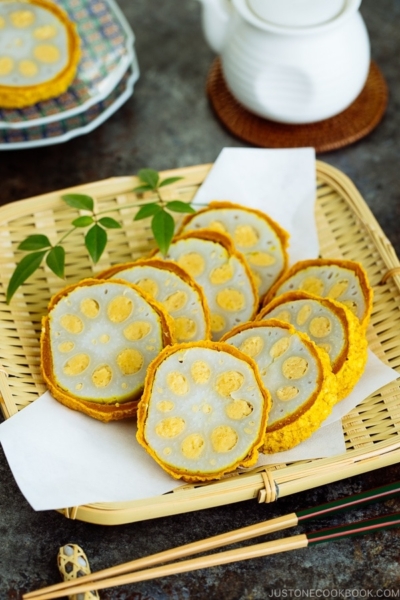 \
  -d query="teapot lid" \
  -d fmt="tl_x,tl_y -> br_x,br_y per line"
247,0 -> 347,28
